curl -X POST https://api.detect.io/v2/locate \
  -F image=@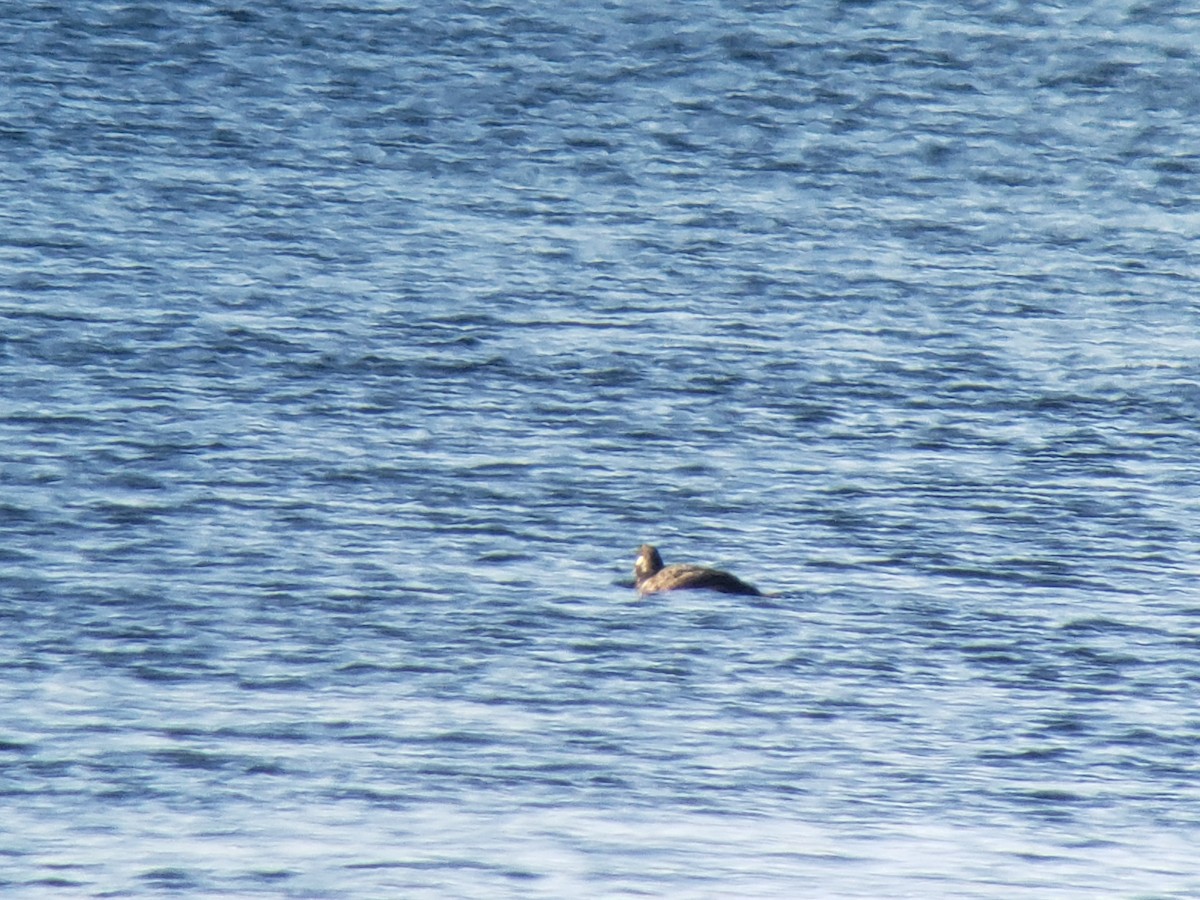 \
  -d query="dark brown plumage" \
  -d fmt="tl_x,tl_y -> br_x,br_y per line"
633,544 -> 761,597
